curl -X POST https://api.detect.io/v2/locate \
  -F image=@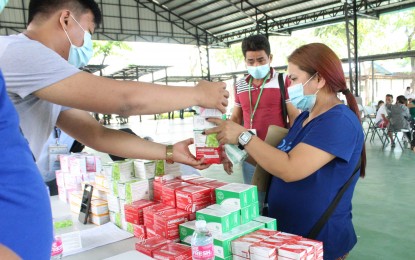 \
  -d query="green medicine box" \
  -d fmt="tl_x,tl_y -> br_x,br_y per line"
215,183 -> 258,209
179,220 -> 196,245
196,208 -> 232,235
253,216 -> 277,230
213,221 -> 265,259
207,204 -> 241,229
